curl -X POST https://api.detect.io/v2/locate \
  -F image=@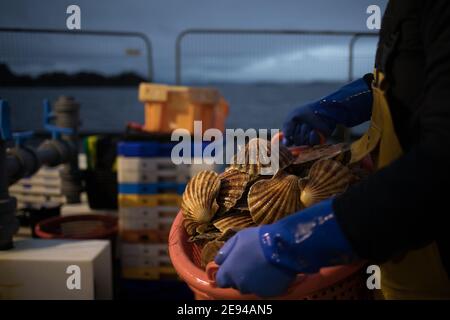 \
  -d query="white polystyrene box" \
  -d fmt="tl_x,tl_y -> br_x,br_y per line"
0,238 -> 112,300
117,157 -> 219,183
119,206 -> 177,230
